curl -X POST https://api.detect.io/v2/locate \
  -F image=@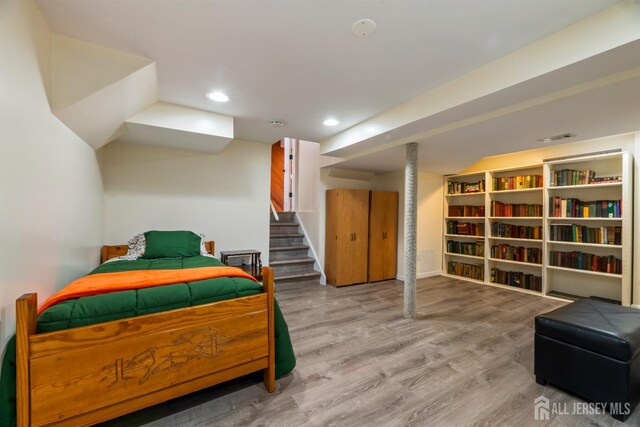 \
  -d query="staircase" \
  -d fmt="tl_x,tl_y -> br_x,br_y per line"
269,212 -> 321,284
